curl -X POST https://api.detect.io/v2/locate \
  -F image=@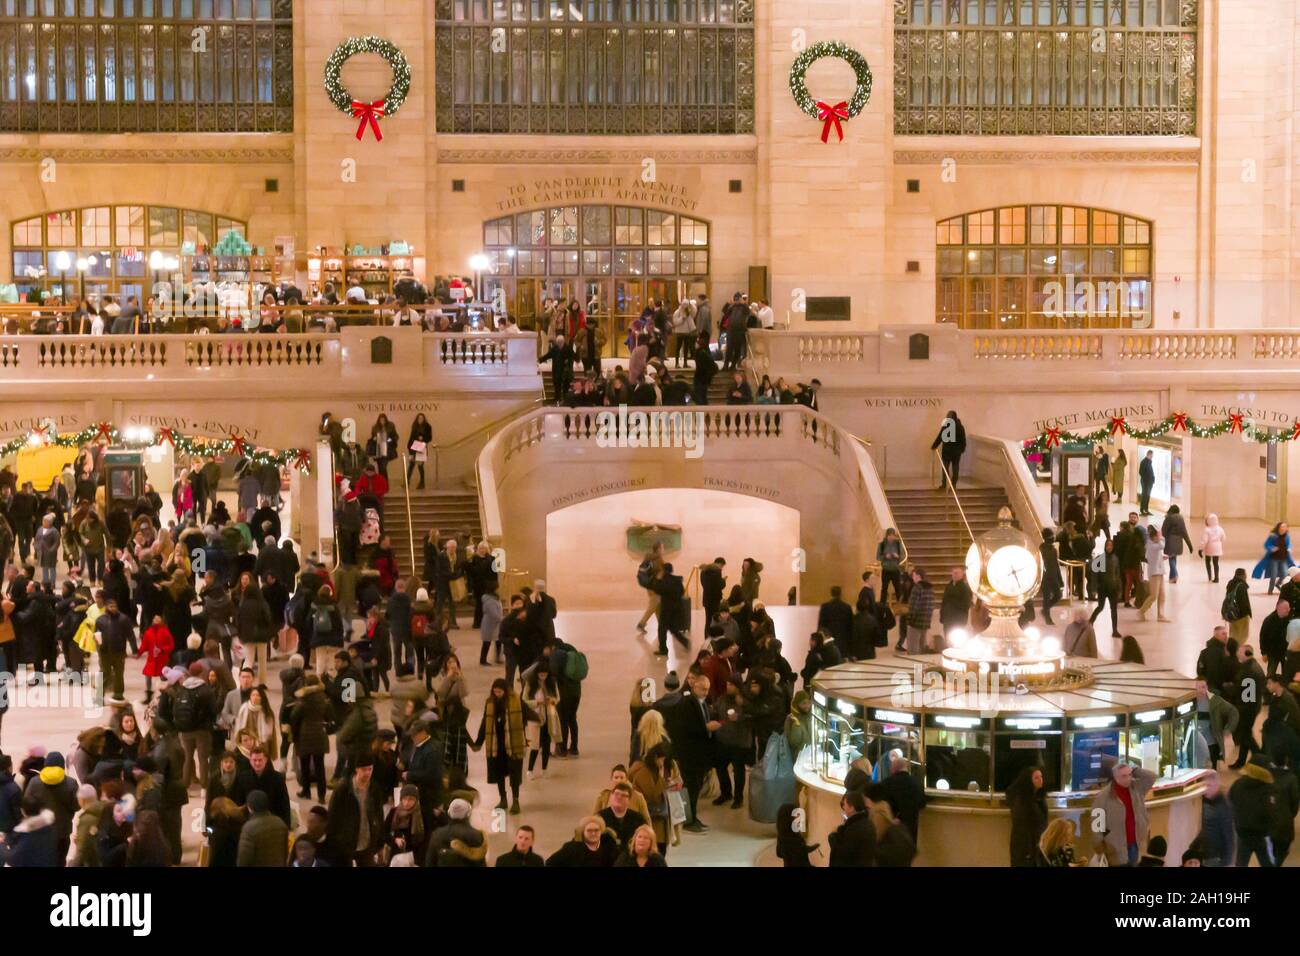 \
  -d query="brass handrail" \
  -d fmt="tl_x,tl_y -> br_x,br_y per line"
846,431 -> 909,573
399,452 -> 416,575
933,449 -> 975,546
432,397 -> 545,488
